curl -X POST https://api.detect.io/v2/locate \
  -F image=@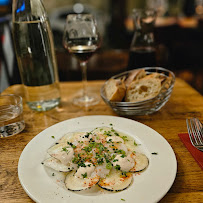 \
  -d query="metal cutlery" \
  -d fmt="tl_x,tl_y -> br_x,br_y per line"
186,118 -> 203,152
